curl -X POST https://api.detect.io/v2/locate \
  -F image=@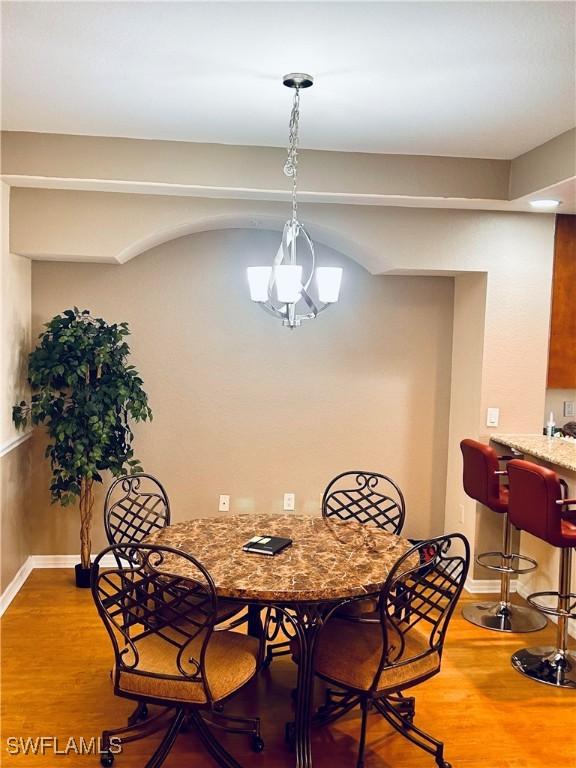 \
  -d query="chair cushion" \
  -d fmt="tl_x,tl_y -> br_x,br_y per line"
297,618 -> 440,693
215,600 -> 246,624
116,629 -> 258,704
335,597 -> 379,620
